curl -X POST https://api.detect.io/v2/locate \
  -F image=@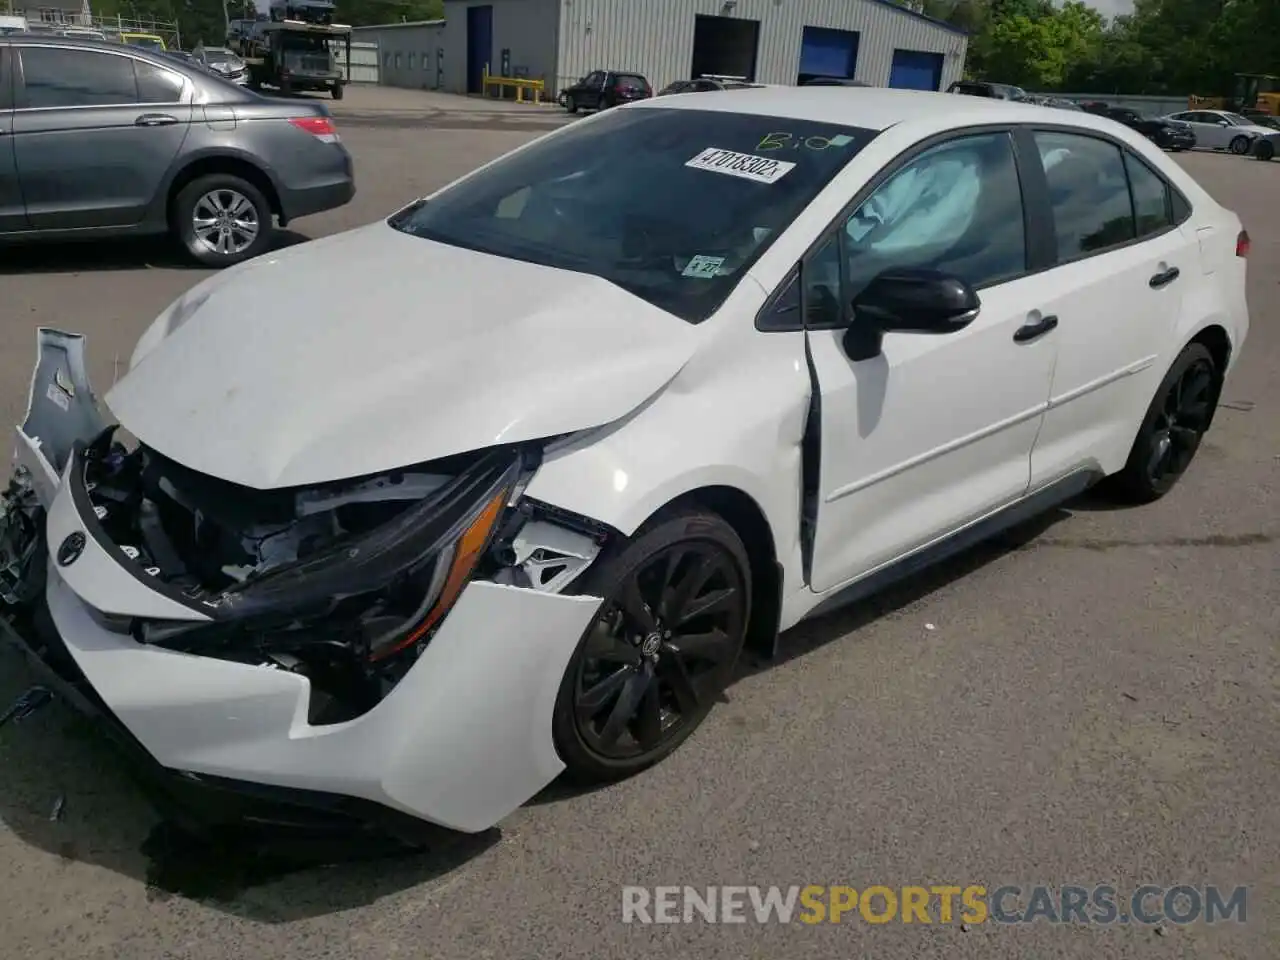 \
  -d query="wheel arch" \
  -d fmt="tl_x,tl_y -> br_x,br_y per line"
1186,323 -> 1232,429
652,485 -> 784,660
164,153 -> 284,225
